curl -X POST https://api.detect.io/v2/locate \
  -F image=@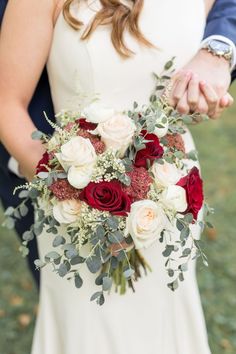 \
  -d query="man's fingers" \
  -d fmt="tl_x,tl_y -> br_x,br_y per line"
220,93 -> 234,108
199,81 -> 219,116
169,71 -> 192,107
176,92 -> 190,114
187,74 -> 199,111
210,106 -> 224,119
195,95 -> 208,115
